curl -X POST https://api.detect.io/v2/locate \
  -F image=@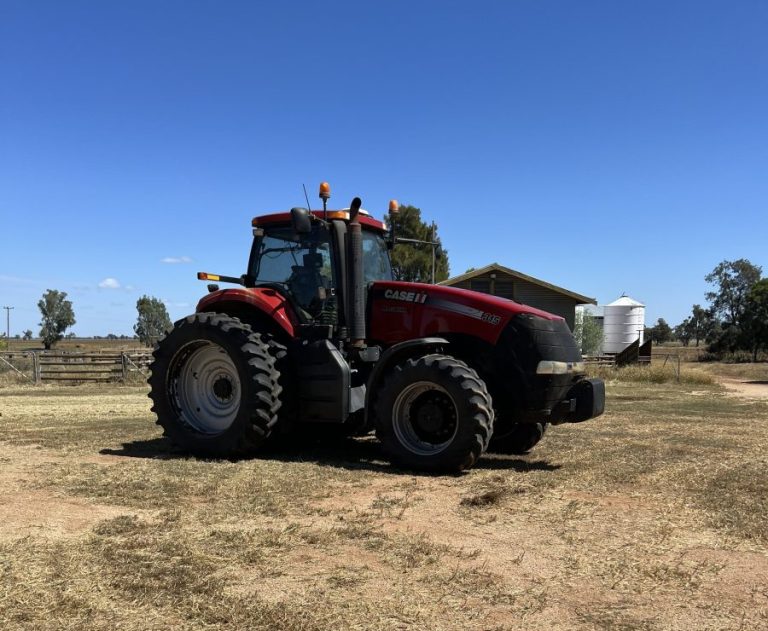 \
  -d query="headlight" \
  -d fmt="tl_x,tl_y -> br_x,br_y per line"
536,360 -> 586,375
